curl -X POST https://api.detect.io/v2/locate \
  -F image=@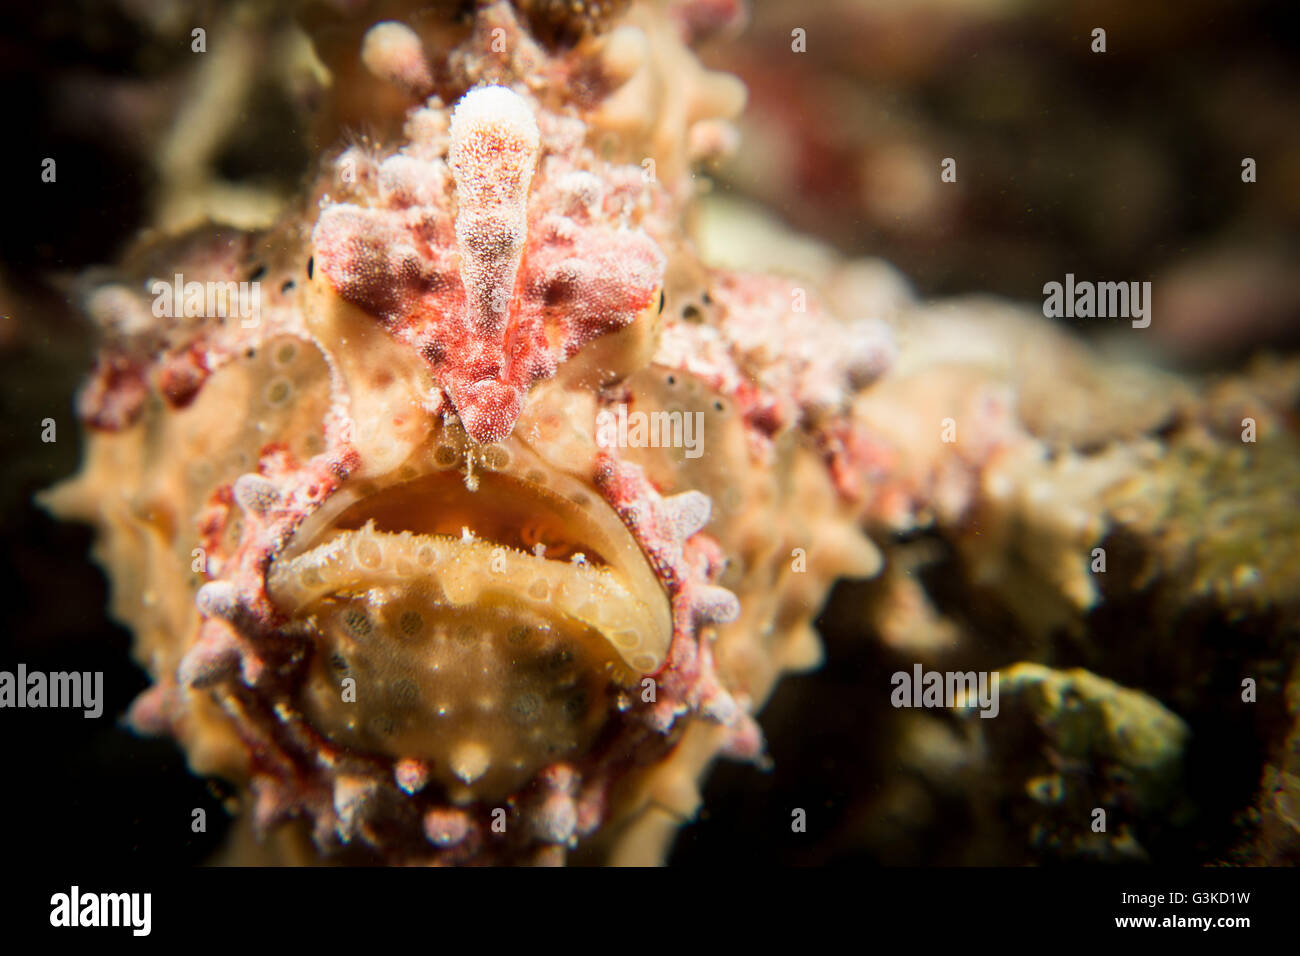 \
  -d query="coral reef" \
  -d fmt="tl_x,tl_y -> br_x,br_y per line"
978,663 -> 1191,863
